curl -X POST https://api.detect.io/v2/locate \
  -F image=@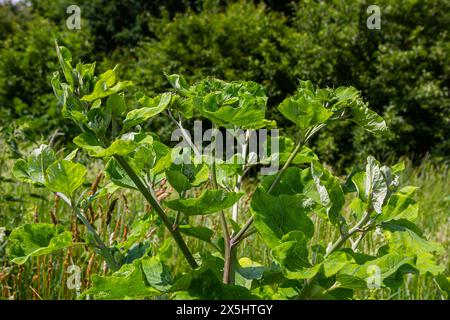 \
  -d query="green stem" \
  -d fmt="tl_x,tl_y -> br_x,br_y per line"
113,155 -> 198,269
209,129 -> 233,284
232,135 -> 306,245
297,210 -> 373,299
56,192 -> 120,271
